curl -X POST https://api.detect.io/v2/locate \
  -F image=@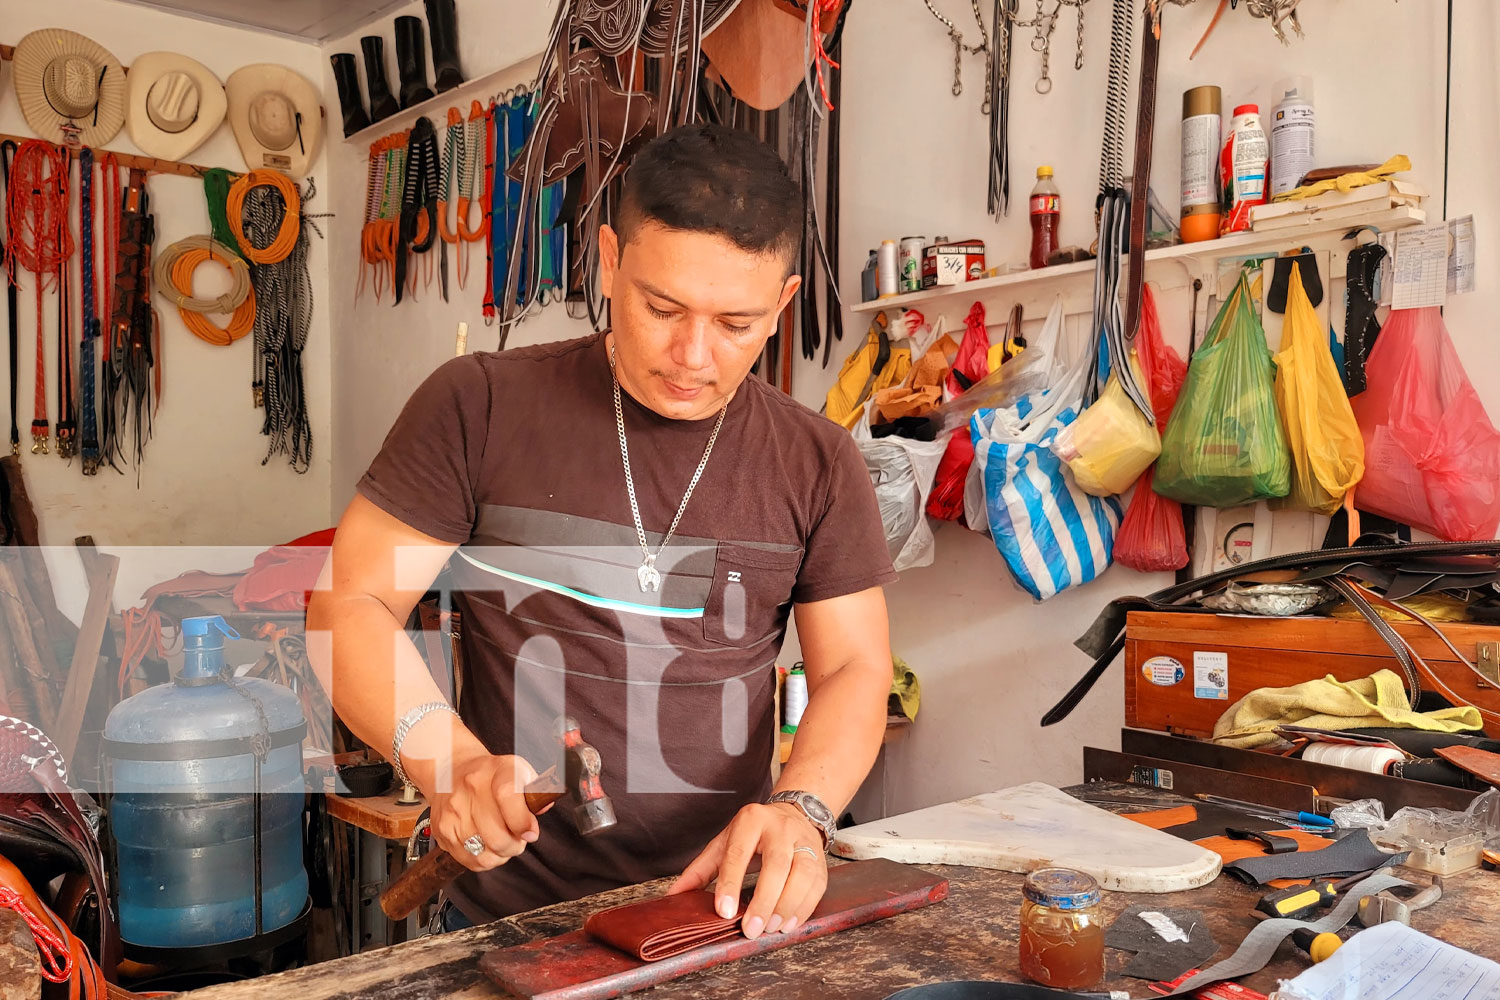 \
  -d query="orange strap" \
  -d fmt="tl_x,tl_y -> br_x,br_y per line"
227,170 -> 300,265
